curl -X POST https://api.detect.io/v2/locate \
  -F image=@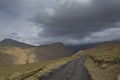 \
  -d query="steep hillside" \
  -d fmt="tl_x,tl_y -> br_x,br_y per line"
0,39 -> 73,67
0,52 -> 15,66
75,41 -> 120,80
77,41 -> 120,63
35,43 -> 73,61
